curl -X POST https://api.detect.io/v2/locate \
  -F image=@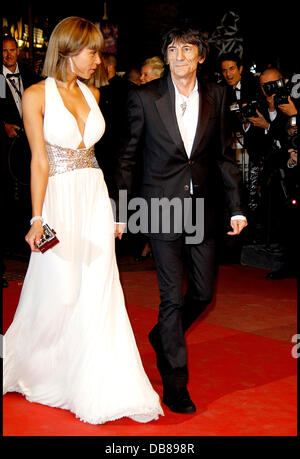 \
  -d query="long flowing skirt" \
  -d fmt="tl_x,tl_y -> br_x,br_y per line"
3,168 -> 163,424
